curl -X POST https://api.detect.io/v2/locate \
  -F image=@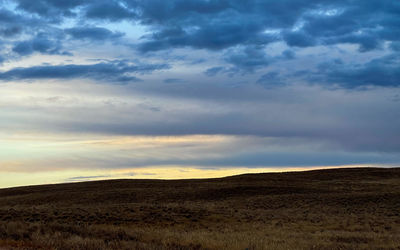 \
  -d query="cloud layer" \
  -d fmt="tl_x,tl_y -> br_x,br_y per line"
0,0 -> 398,87
0,0 -> 399,176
